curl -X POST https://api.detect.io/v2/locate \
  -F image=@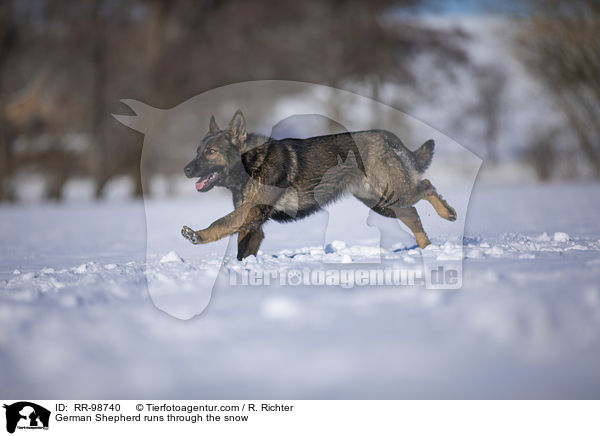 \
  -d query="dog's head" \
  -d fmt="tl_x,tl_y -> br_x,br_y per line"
184,110 -> 247,192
